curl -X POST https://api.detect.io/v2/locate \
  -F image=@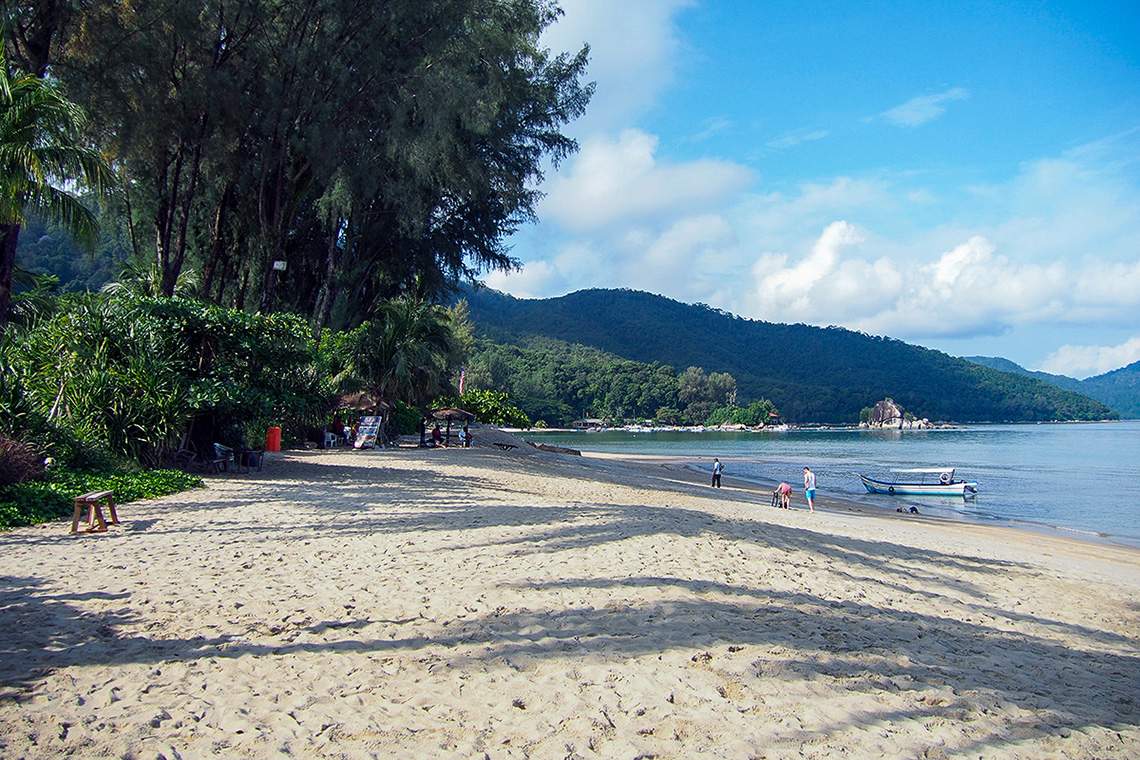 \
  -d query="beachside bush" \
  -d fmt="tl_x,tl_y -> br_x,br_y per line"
0,351 -> 45,440
6,295 -> 333,465
704,399 -> 780,427
392,401 -> 423,436
0,467 -> 204,530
